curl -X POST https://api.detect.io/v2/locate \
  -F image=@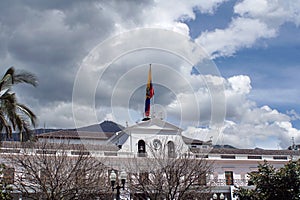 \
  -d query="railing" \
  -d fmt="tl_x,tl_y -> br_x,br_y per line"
209,179 -> 248,187
137,152 -> 148,157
